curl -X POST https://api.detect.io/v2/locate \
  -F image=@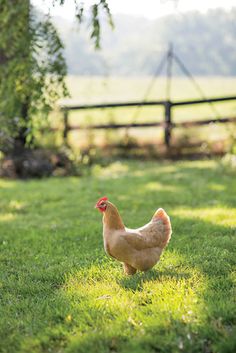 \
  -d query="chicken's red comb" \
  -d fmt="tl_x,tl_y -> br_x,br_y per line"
96,196 -> 108,206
